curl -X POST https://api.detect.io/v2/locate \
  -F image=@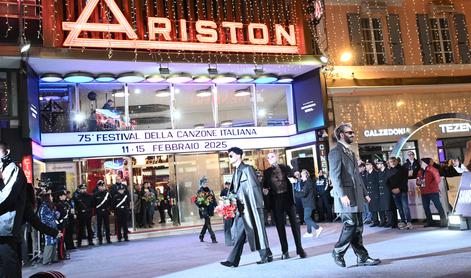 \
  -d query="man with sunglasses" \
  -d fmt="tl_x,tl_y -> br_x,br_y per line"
221,147 -> 273,267
329,124 -> 381,268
